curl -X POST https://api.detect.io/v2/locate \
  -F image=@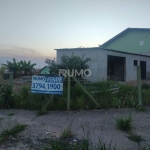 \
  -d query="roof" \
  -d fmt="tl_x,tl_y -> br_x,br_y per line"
40,66 -> 49,72
100,28 -> 150,48
55,47 -> 150,57
54,47 -> 99,51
